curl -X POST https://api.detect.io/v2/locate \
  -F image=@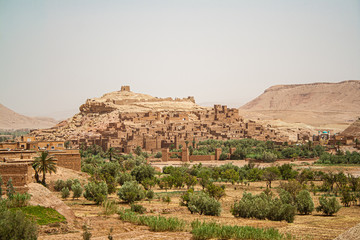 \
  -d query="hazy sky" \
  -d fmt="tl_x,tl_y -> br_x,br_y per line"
1,0 -> 360,120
